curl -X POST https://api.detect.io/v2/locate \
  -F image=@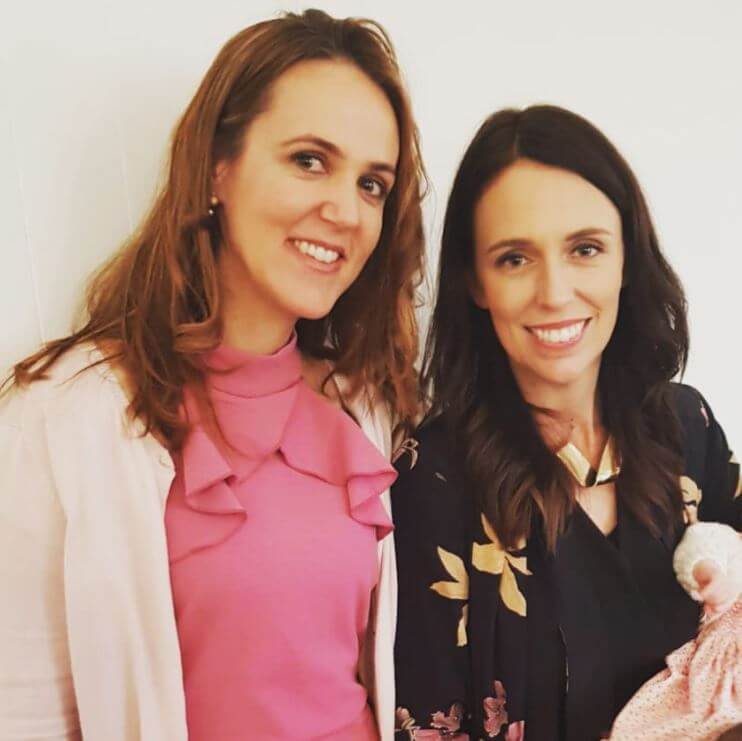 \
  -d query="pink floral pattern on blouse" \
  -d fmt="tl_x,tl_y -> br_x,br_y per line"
505,720 -> 525,741
483,680 -> 508,737
395,705 -> 469,739
482,681 -> 525,740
